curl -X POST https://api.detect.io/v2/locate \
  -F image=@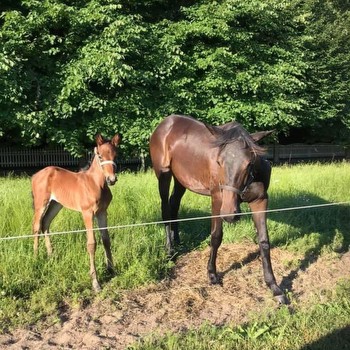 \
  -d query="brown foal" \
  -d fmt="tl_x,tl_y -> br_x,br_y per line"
31,133 -> 121,291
